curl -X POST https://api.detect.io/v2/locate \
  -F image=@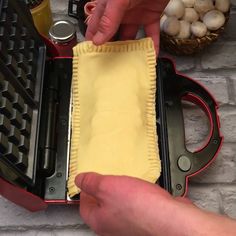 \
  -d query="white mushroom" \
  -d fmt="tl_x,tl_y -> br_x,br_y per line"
191,21 -> 207,37
215,0 -> 230,13
181,0 -> 195,8
203,10 -> 225,30
194,0 -> 214,14
163,16 -> 181,36
164,0 -> 185,19
182,8 -> 199,23
176,20 -> 191,39
160,14 -> 168,31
